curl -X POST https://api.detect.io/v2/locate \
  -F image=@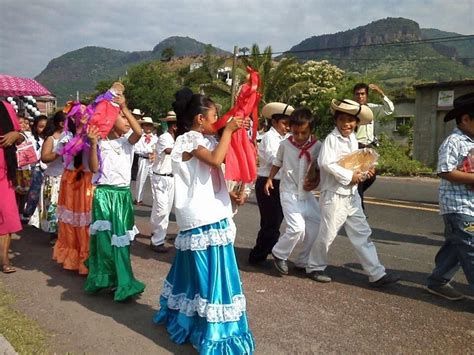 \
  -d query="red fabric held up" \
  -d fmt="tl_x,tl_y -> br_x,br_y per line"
212,67 -> 261,183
